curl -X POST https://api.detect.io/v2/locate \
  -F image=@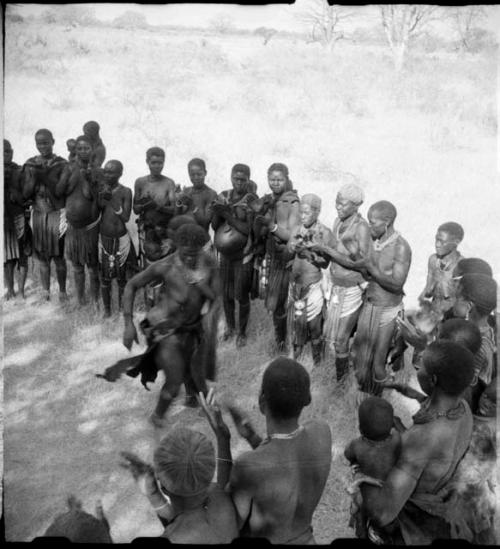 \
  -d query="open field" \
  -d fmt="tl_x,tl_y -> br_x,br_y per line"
3,14 -> 499,542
